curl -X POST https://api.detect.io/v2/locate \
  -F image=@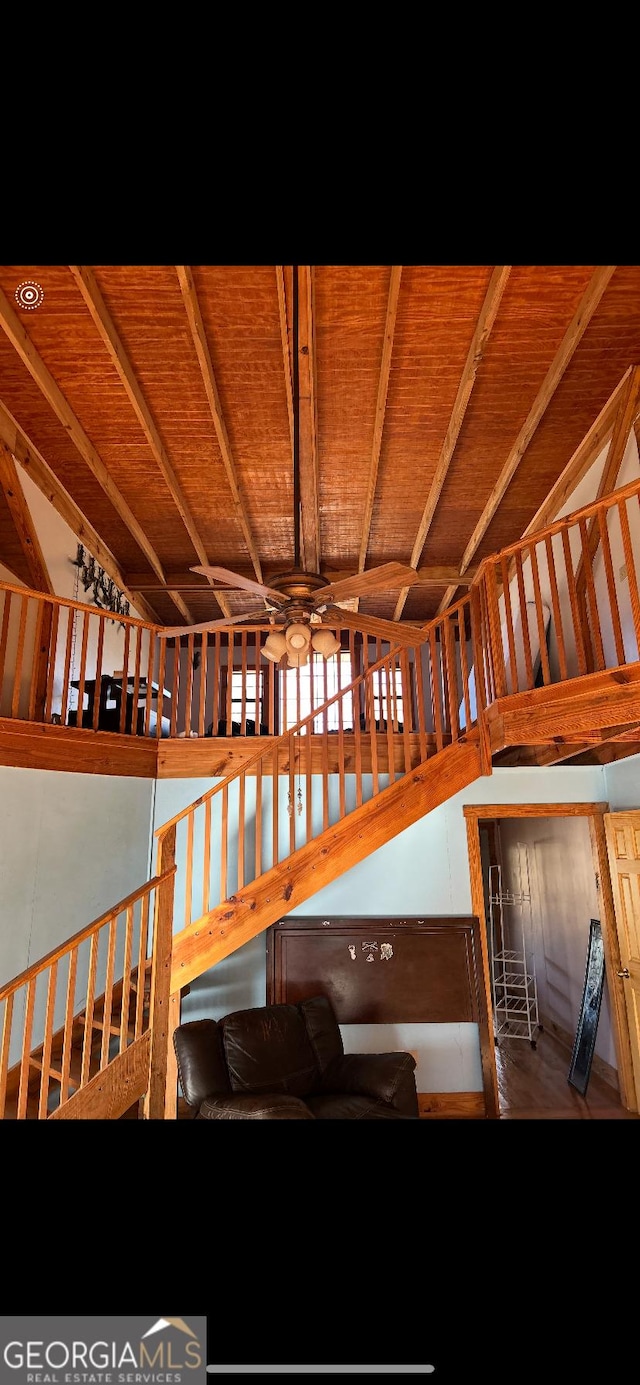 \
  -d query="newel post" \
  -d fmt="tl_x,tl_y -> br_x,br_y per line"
144,825 -> 176,1120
